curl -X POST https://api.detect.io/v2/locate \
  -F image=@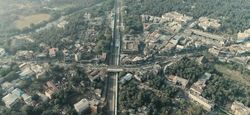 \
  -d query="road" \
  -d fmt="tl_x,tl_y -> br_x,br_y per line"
106,0 -> 122,115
